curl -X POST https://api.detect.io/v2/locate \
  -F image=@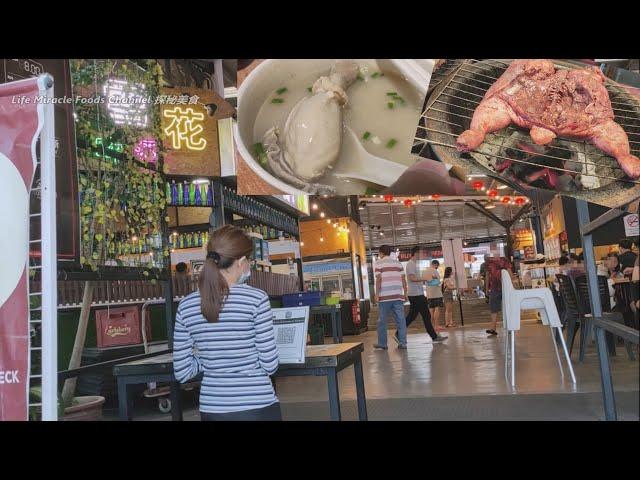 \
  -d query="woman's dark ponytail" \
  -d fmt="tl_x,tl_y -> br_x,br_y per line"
198,225 -> 253,322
